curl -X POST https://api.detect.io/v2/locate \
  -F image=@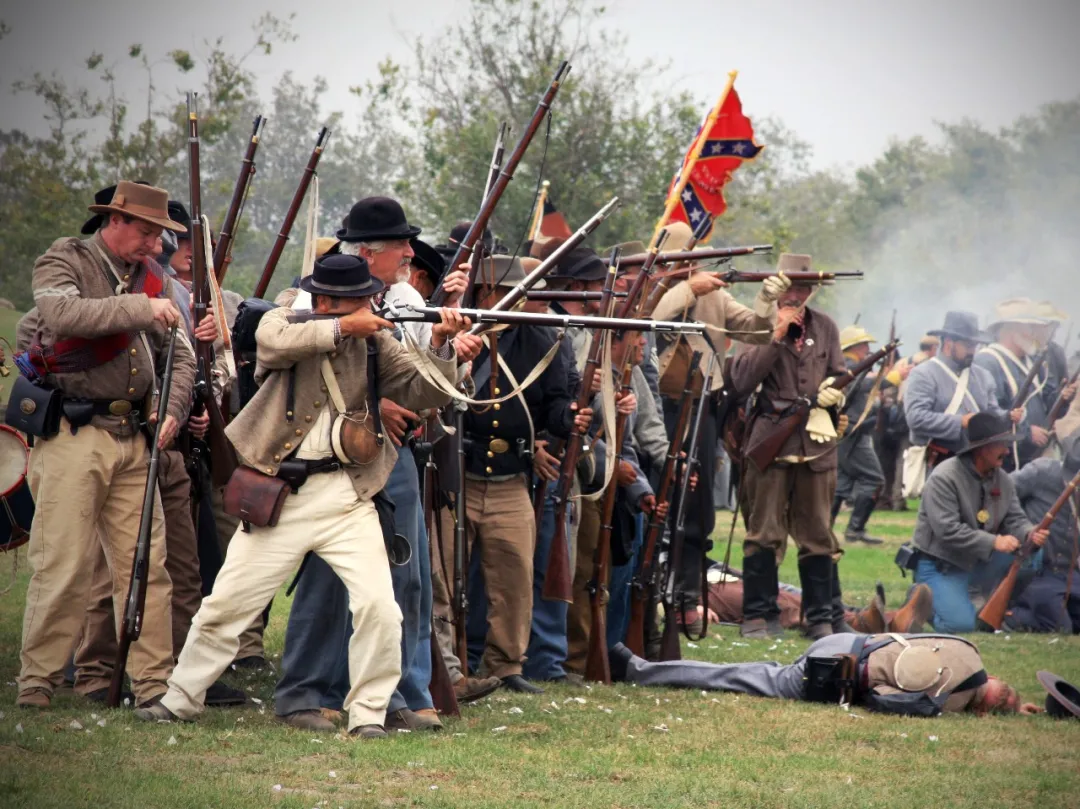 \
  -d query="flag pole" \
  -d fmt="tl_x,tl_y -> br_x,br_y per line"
528,180 -> 550,242
651,69 -> 739,245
